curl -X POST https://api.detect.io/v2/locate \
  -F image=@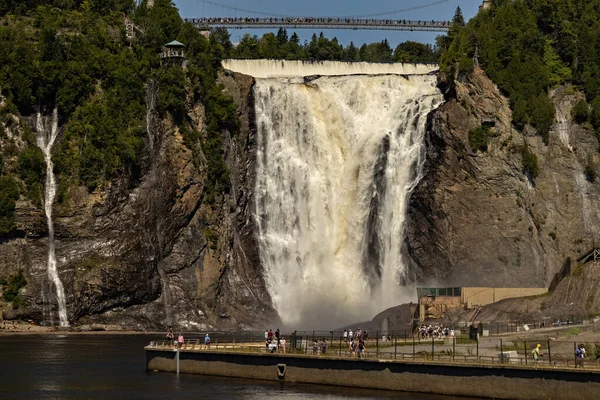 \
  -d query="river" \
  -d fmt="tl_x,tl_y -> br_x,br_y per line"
0,334 -> 479,399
